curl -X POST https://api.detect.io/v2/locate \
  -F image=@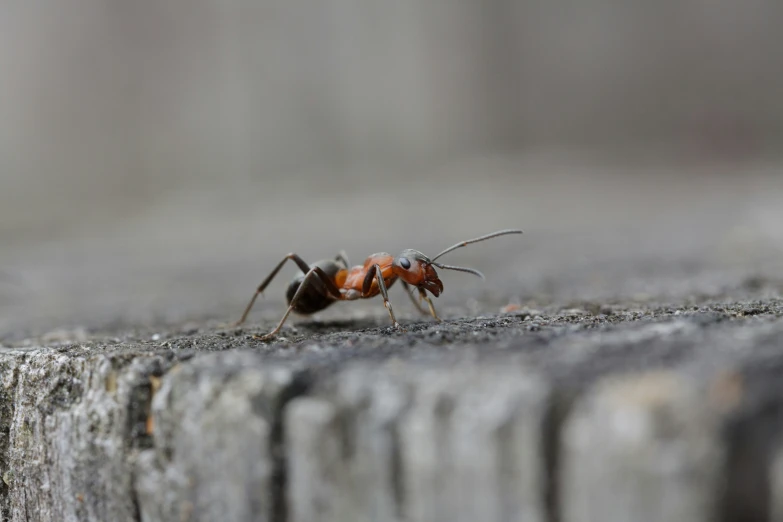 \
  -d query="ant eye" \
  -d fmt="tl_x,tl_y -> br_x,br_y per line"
399,257 -> 411,269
